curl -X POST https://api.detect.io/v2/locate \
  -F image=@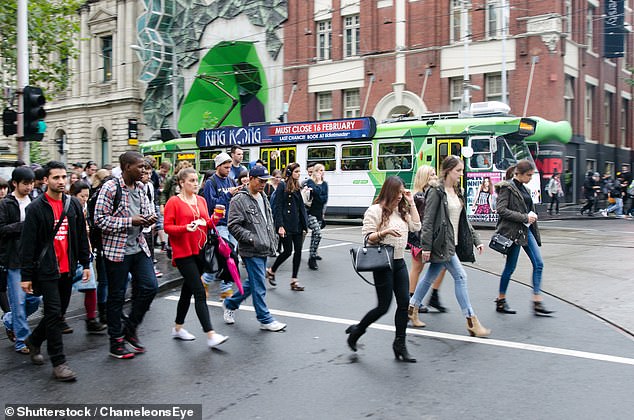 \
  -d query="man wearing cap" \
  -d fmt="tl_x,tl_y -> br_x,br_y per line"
224,166 -> 286,331
202,152 -> 242,299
